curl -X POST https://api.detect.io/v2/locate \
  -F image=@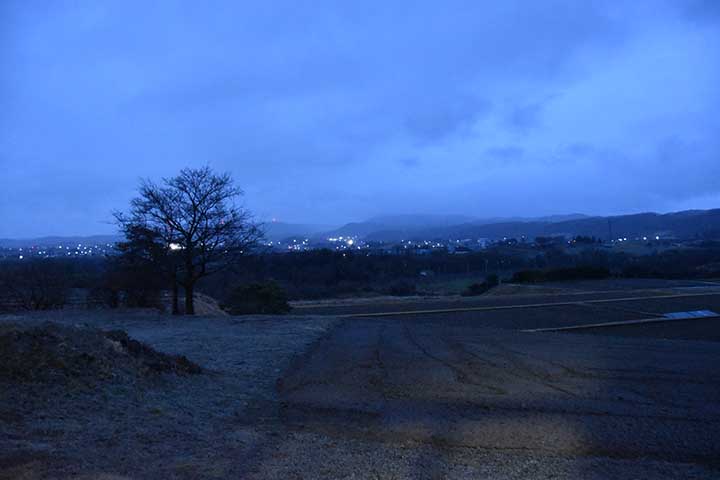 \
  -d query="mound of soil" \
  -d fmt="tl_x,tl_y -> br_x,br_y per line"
159,291 -> 229,315
0,322 -> 201,383
193,292 -> 230,316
